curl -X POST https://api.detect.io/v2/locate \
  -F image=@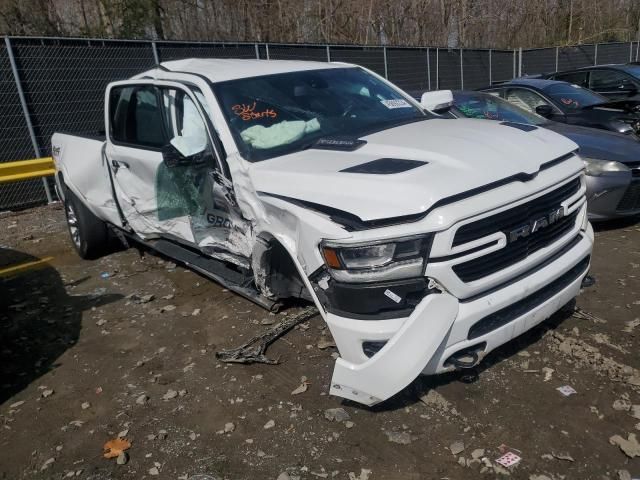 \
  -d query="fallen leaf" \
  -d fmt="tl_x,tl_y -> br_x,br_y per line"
103,438 -> 131,459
